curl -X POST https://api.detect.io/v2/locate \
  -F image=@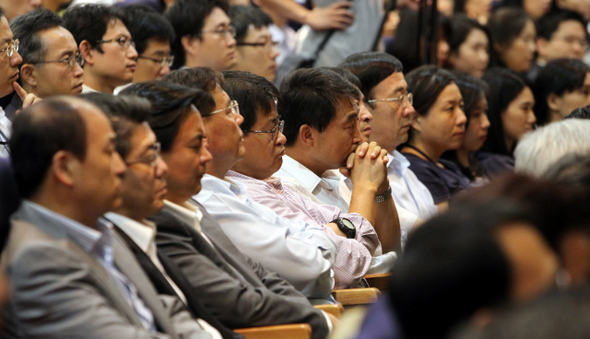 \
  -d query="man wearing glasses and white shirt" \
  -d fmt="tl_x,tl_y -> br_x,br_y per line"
165,0 -> 236,71
63,4 -> 138,94
0,7 -> 22,158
